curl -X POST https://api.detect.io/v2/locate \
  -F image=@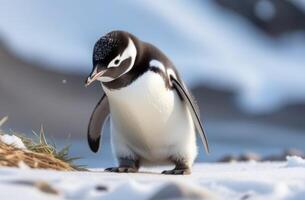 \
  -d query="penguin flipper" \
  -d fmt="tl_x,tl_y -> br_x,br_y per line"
170,76 -> 210,154
88,94 -> 110,153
